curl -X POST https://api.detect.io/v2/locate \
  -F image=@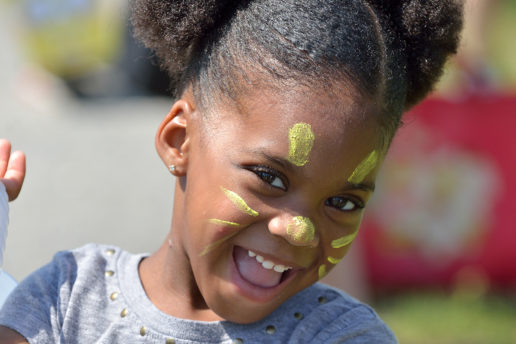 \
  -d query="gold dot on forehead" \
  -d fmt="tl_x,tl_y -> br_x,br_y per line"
286,216 -> 315,244
348,150 -> 379,184
288,122 -> 315,167
331,230 -> 359,249
221,186 -> 259,217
